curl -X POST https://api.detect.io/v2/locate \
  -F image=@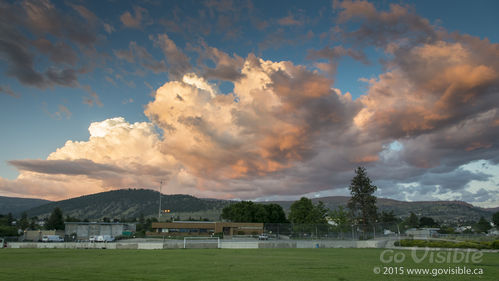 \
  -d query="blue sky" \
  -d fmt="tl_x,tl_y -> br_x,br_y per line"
1,0 -> 498,206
